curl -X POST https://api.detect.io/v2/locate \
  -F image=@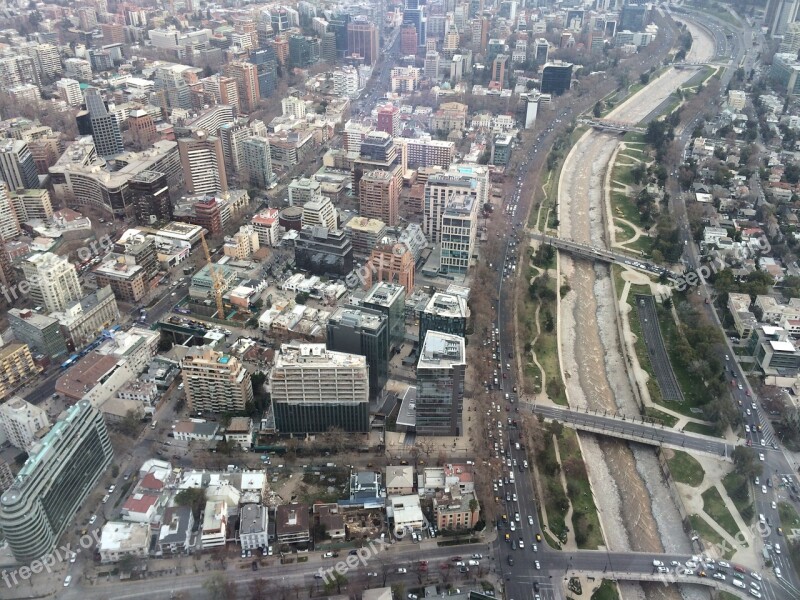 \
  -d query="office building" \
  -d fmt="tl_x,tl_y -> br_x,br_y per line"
21,252 -> 82,313
396,137 -> 455,170
302,196 -> 337,230
48,285 -> 119,349
242,137 -> 275,188
619,3 -> 649,31
541,61 -> 573,96
0,183 -> 20,242
367,242 -> 415,292
534,38 -> 549,64
178,130 -> 228,196
440,194 -> 478,274
295,226 -> 354,276
359,169 -> 400,227
0,396 -> 49,451
419,290 -> 469,341
415,331 -> 465,436
181,346 -> 253,414
56,78 -> 82,107
376,105 -> 401,137
363,282 -> 406,349
93,256 -> 146,303
127,109 -> 158,150
7,309 -> 68,359
400,25 -> 418,55
0,400 -> 113,563
130,171 -> 172,225
344,217 -> 387,257
0,139 -> 39,191
491,134 -> 513,166
347,18 -> 379,66
423,165 -> 488,243
353,131 -> 404,201
270,343 -> 369,433
491,54 -> 508,89
84,88 -> 124,158
289,34 -> 320,68
327,305 -> 388,398
9,187 -> 53,222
